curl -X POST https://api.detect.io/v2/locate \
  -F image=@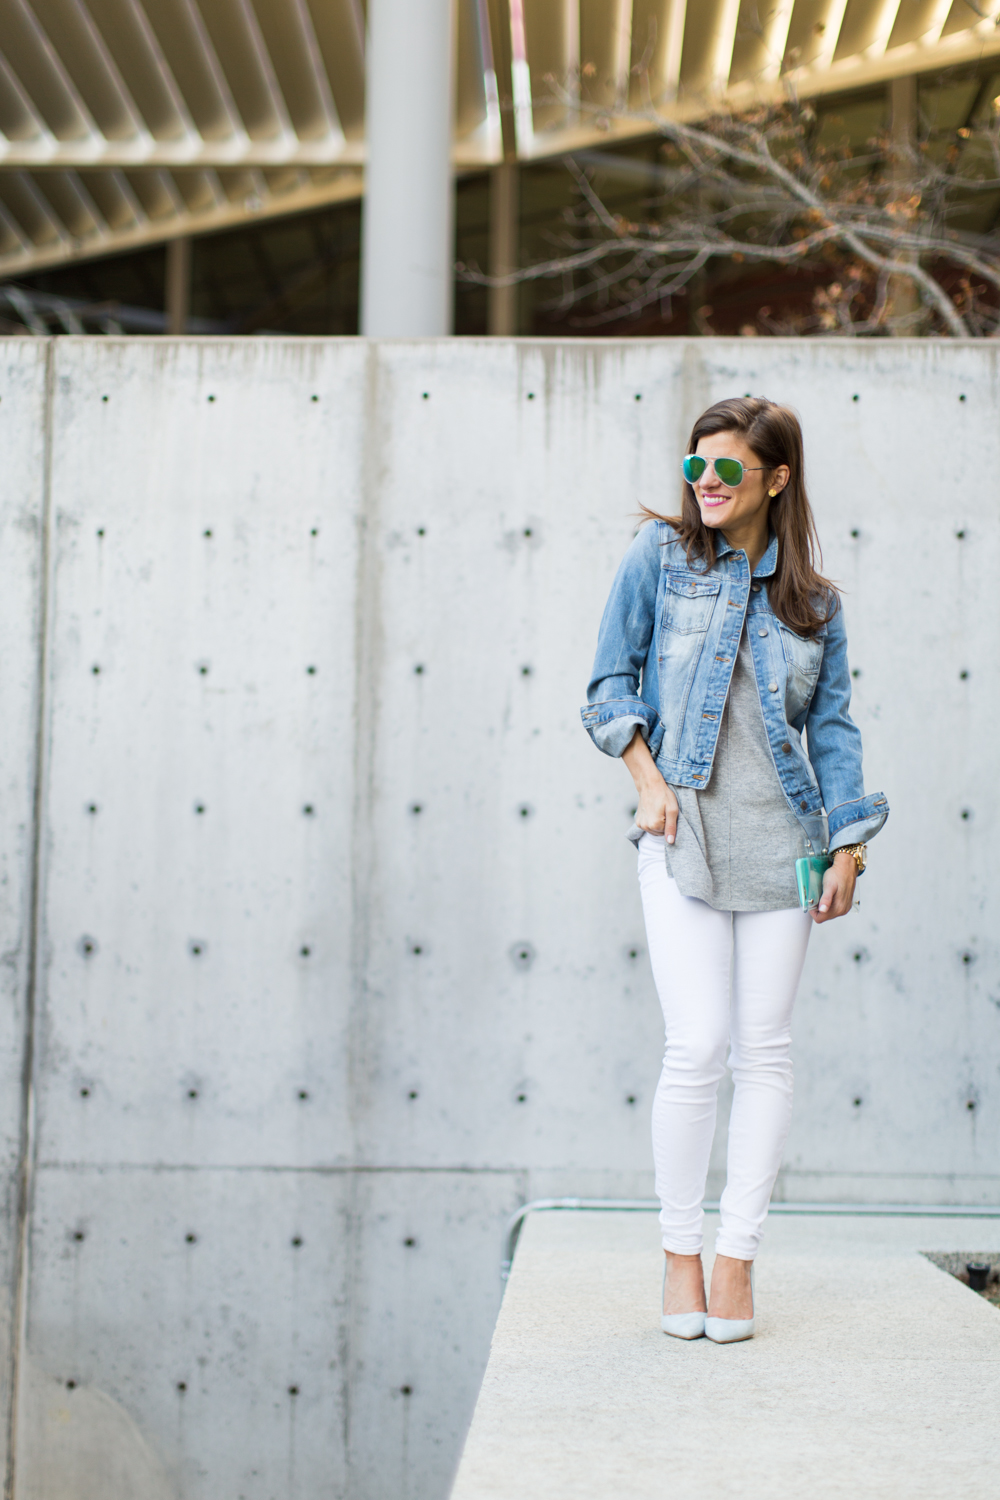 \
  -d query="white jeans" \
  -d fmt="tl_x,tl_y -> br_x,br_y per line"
637,833 -> 812,1261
